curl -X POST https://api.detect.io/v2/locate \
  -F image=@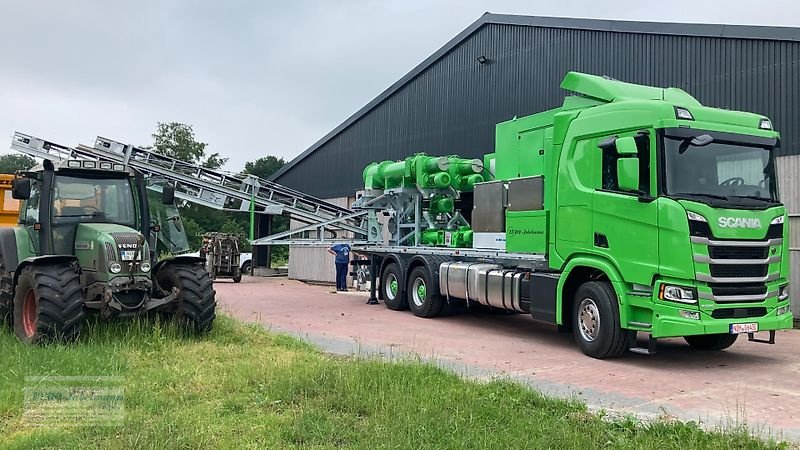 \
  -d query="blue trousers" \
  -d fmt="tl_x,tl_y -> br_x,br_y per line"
335,262 -> 348,290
